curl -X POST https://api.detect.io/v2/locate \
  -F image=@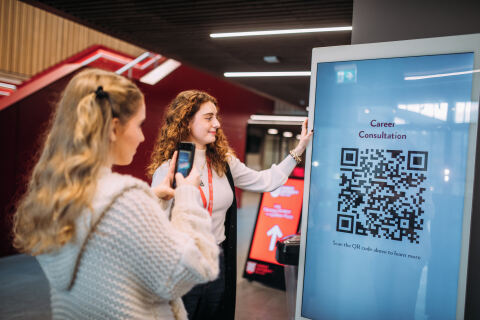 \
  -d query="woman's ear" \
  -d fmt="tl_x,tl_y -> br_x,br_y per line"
110,118 -> 121,142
